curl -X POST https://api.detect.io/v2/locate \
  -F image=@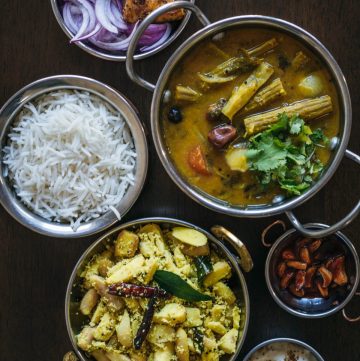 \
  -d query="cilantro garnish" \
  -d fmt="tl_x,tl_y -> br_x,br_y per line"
310,128 -> 330,145
289,116 -> 304,135
245,113 -> 328,196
